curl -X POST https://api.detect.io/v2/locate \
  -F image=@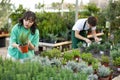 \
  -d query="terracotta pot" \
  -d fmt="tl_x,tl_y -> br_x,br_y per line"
74,56 -> 80,62
101,62 -> 109,67
19,44 -> 28,53
94,69 -> 97,74
99,76 -> 109,80
117,66 -> 120,72
109,72 -> 113,80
